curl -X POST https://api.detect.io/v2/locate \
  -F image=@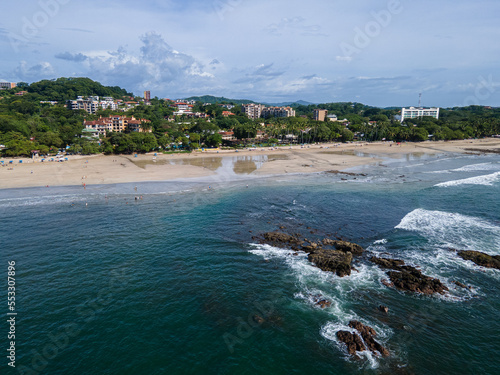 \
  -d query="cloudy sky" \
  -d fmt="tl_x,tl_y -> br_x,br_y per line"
1,0 -> 499,107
